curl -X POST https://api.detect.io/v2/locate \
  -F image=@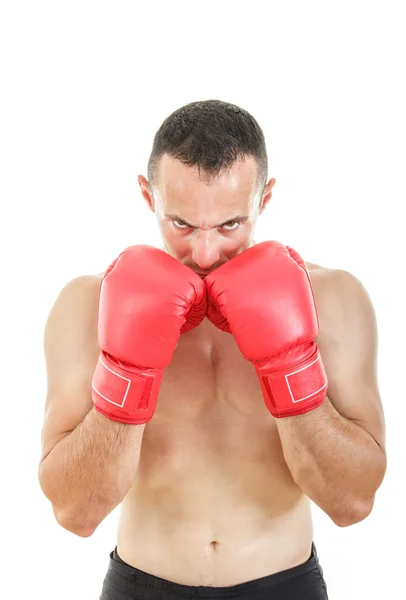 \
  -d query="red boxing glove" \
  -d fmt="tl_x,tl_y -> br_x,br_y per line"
205,241 -> 327,418
92,245 -> 207,424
